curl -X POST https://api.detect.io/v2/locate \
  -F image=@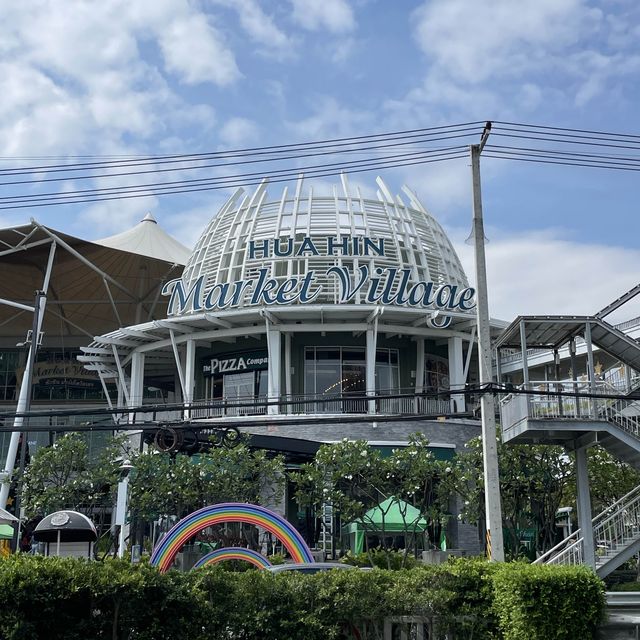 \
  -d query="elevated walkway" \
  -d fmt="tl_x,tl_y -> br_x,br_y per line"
497,310 -> 640,576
